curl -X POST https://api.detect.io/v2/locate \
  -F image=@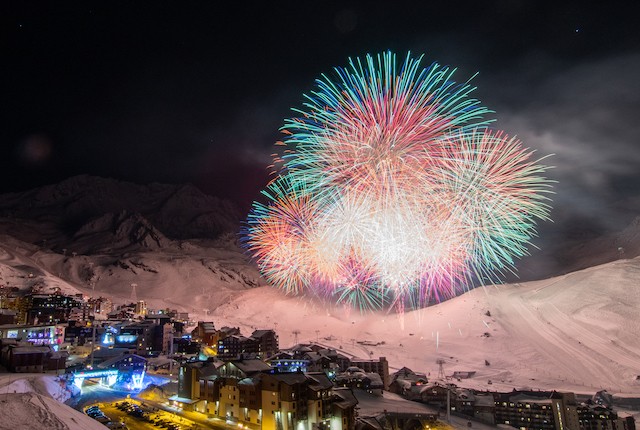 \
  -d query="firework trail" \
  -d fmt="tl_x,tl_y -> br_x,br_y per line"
244,51 -> 553,312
